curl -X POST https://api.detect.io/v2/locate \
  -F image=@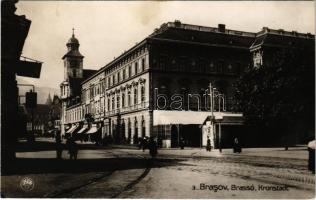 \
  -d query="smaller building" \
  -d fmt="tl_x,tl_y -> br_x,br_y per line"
26,104 -> 50,136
